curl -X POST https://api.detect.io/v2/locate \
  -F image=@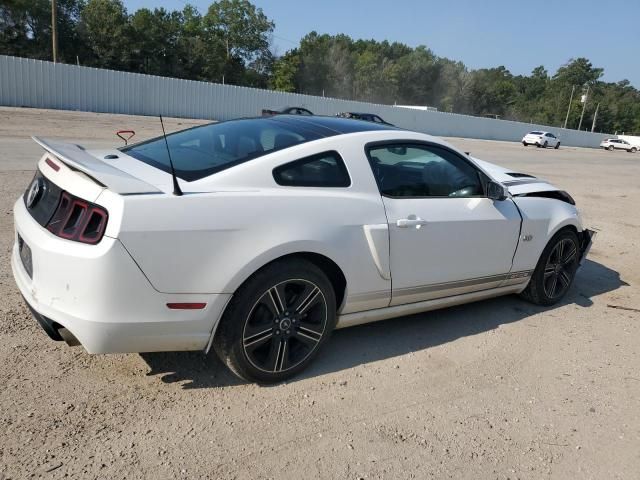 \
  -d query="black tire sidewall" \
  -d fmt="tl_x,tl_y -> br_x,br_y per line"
214,259 -> 337,383
527,229 -> 580,306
